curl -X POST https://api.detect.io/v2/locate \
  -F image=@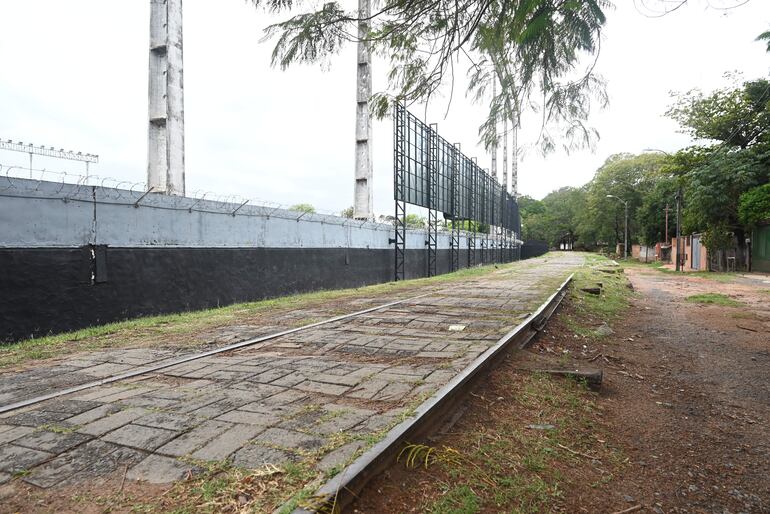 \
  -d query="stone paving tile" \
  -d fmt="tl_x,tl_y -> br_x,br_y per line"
373,382 -> 415,402
346,378 -> 389,400
0,444 -> 53,473
312,405 -> 376,435
49,443 -> 146,488
134,412 -> 197,431
0,425 -> 35,444
76,362 -> 135,378
254,428 -> 324,453
157,420 -> 232,457
102,424 -> 179,451
77,407 -> 149,436
233,444 -> 297,469
294,380 -> 350,396
43,399 -> 103,415
13,429 -> 92,454
2,409 -> 72,427
65,403 -> 122,425
215,409 -> 282,426
127,454 -> 200,484
317,441 -> 366,472
191,424 -> 264,461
